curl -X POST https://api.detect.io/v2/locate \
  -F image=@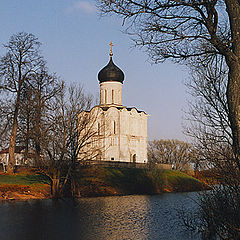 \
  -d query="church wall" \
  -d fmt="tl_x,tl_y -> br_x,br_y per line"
79,106 -> 148,164
118,108 -> 148,163
78,108 -> 106,161
100,82 -> 122,105
104,107 -> 120,161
